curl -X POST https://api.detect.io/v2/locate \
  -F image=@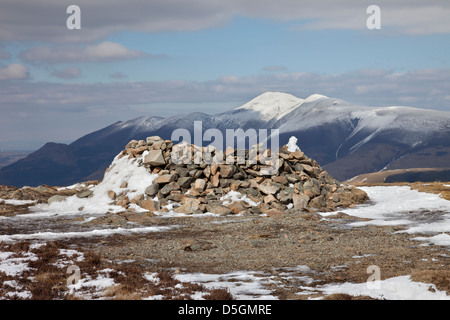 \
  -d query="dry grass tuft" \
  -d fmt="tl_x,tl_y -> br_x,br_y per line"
410,182 -> 450,201
411,270 -> 450,294
103,284 -> 143,300
323,293 -> 375,300
203,288 -> 235,300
